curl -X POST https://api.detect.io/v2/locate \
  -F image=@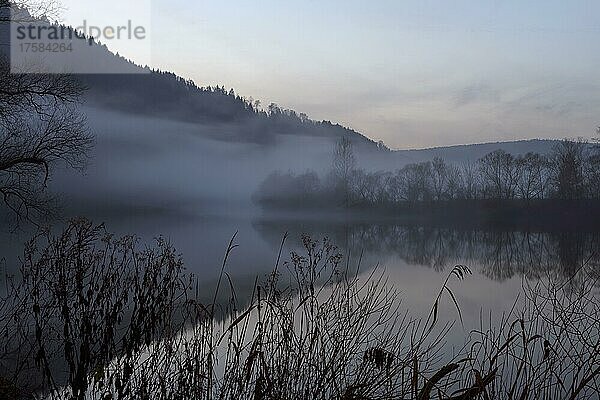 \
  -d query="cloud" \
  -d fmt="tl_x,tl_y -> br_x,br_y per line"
453,83 -> 501,107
